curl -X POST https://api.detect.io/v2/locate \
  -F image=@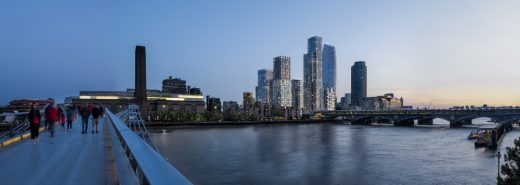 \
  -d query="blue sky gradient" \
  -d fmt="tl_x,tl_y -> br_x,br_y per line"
1,1 -> 520,108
